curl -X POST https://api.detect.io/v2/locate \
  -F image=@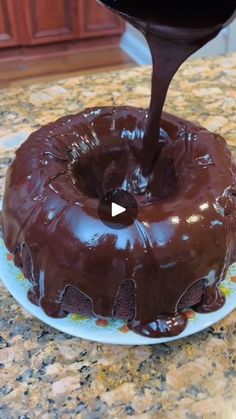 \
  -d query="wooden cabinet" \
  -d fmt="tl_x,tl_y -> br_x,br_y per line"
22,0 -> 78,45
78,0 -> 124,39
0,0 -> 19,47
0,0 -> 124,49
